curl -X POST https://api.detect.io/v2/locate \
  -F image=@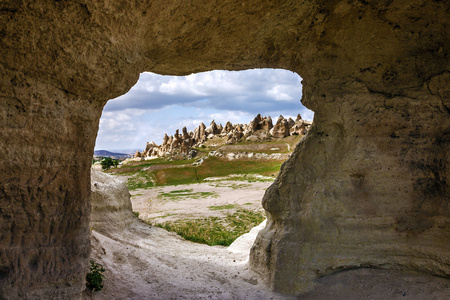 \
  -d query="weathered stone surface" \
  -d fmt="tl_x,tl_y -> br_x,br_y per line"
90,170 -> 135,237
0,0 -> 448,298
270,115 -> 291,138
251,114 -> 273,131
